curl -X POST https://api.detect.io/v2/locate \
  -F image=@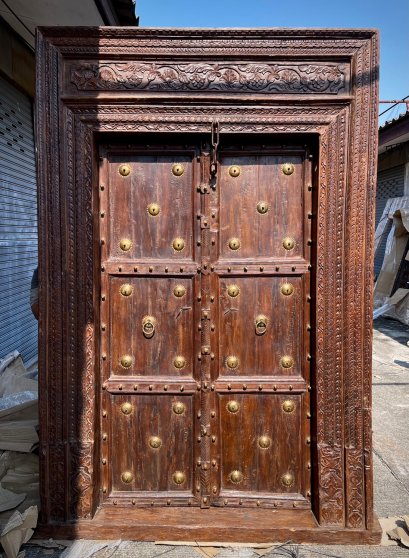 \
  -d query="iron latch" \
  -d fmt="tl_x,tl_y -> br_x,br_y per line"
210,120 -> 219,177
